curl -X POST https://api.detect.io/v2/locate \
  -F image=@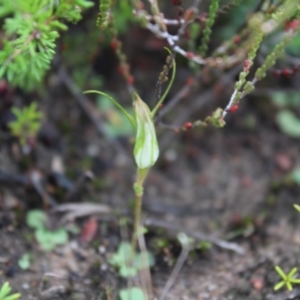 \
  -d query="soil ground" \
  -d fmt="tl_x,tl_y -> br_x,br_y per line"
1,92 -> 300,300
